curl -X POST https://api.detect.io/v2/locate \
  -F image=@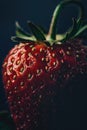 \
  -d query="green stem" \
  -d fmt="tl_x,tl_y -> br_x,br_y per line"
48,0 -> 84,40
